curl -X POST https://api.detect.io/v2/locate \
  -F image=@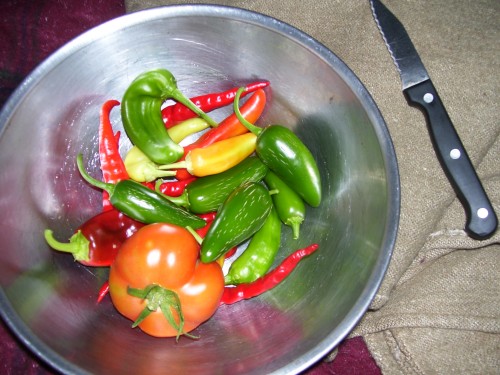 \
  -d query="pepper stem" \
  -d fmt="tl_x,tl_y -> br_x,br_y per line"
127,284 -> 198,341
286,217 -> 303,240
76,154 -> 115,196
171,88 -> 218,128
233,87 -> 262,135
186,226 -> 203,245
44,229 -> 90,263
157,161 -> 188,171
